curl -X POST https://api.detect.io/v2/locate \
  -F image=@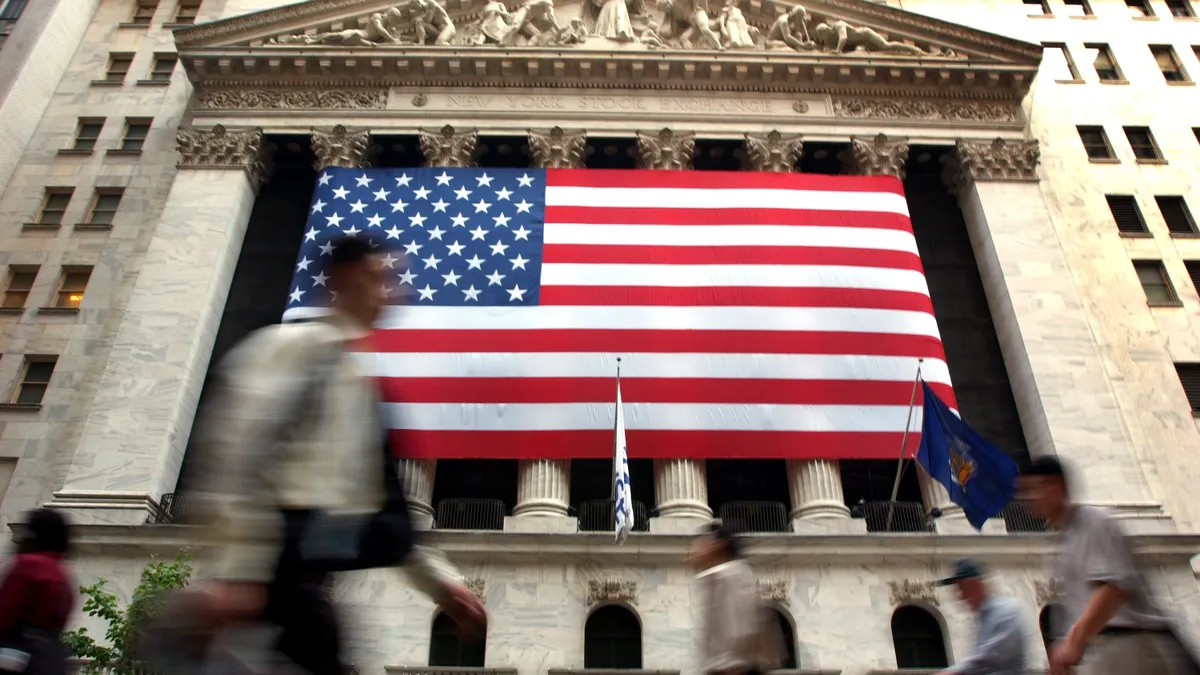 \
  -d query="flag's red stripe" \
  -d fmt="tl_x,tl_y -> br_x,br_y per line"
390,429 -> 923,460
537,286 -> 935,312
541,244 -> 923,269
379,376 -> 956,408
546,168 -> 905,194
545,206 -> 914,231
370,329 -> 947,358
